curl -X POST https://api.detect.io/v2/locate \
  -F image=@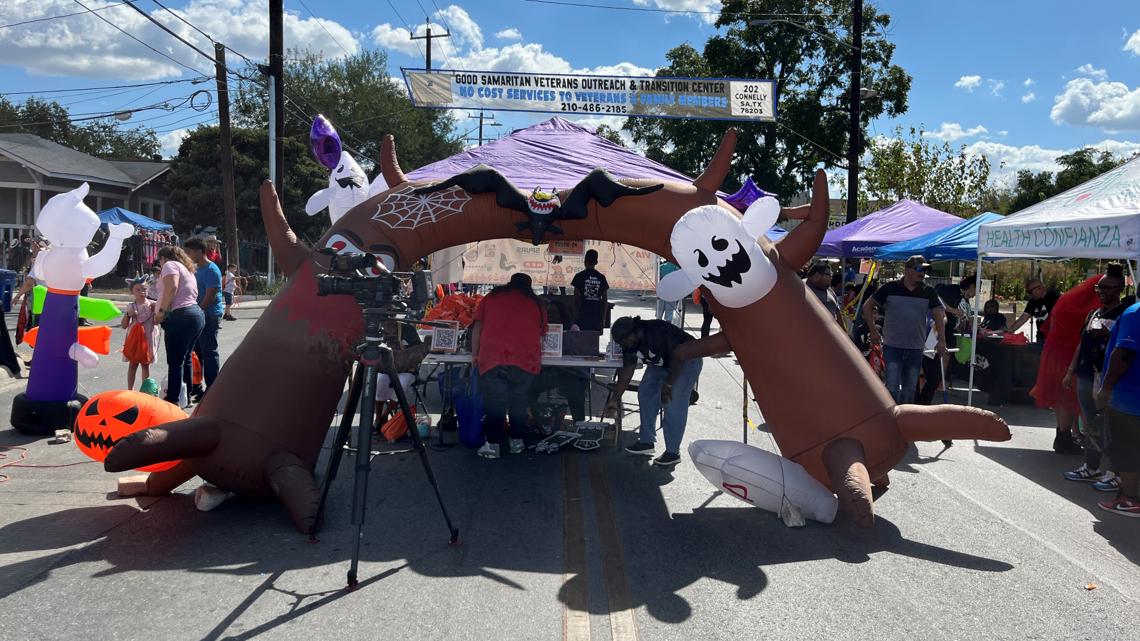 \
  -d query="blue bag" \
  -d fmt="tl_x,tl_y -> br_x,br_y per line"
455,372 -> 485,448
